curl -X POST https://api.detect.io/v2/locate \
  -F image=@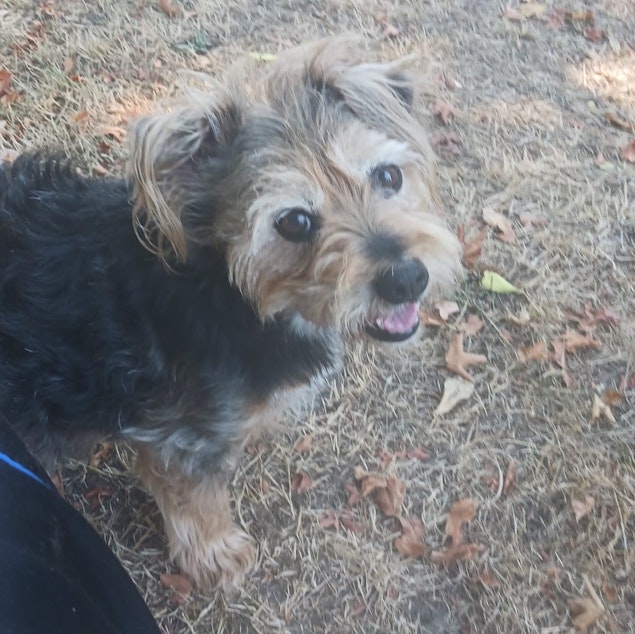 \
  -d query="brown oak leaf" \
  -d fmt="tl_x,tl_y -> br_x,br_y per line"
374,476 -> 406,517
620,140 -> 635,163
571,495 -> 595,522
435,300 -> 460,321
483,207 -> 516,244
457,225 -> 487,269
293,434 -> 313,453
459,314 -> 484,336
160,572 -> 192,605
516,341 -> 549,363
394,517 -> 428,558
446,332 -> 487,382
291,470 -> 314,494
158,0 -> 182,16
